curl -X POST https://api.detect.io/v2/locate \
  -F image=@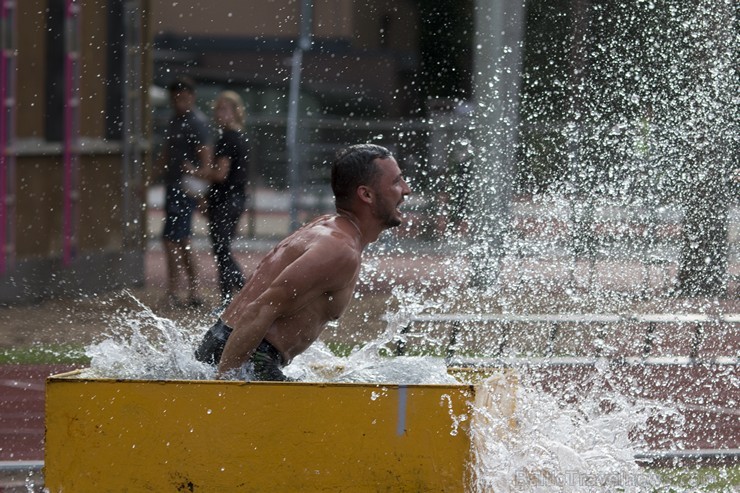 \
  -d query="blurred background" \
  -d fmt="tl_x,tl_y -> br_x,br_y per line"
0,0 -> 736,304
